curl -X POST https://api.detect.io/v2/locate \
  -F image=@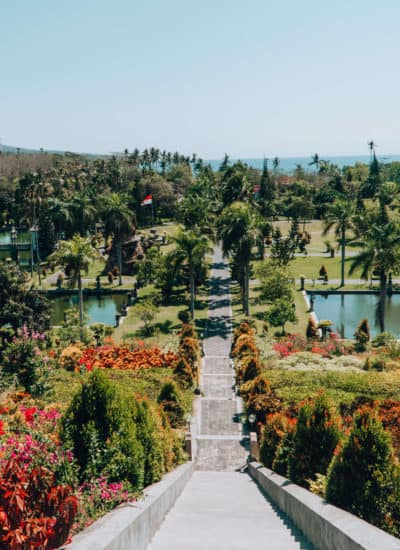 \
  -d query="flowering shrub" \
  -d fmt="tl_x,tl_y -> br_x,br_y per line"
59,345 -> 83,371
78,344 -> 177,372
74,476 -> 136,533
273,333 -> 349,359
